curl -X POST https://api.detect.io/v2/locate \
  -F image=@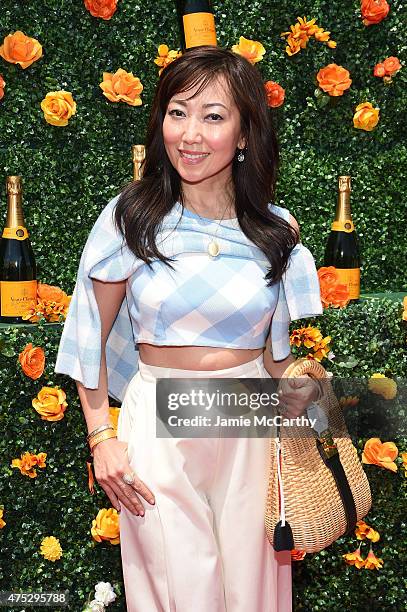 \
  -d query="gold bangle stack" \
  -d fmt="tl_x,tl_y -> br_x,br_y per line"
88,425 -> 117,455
